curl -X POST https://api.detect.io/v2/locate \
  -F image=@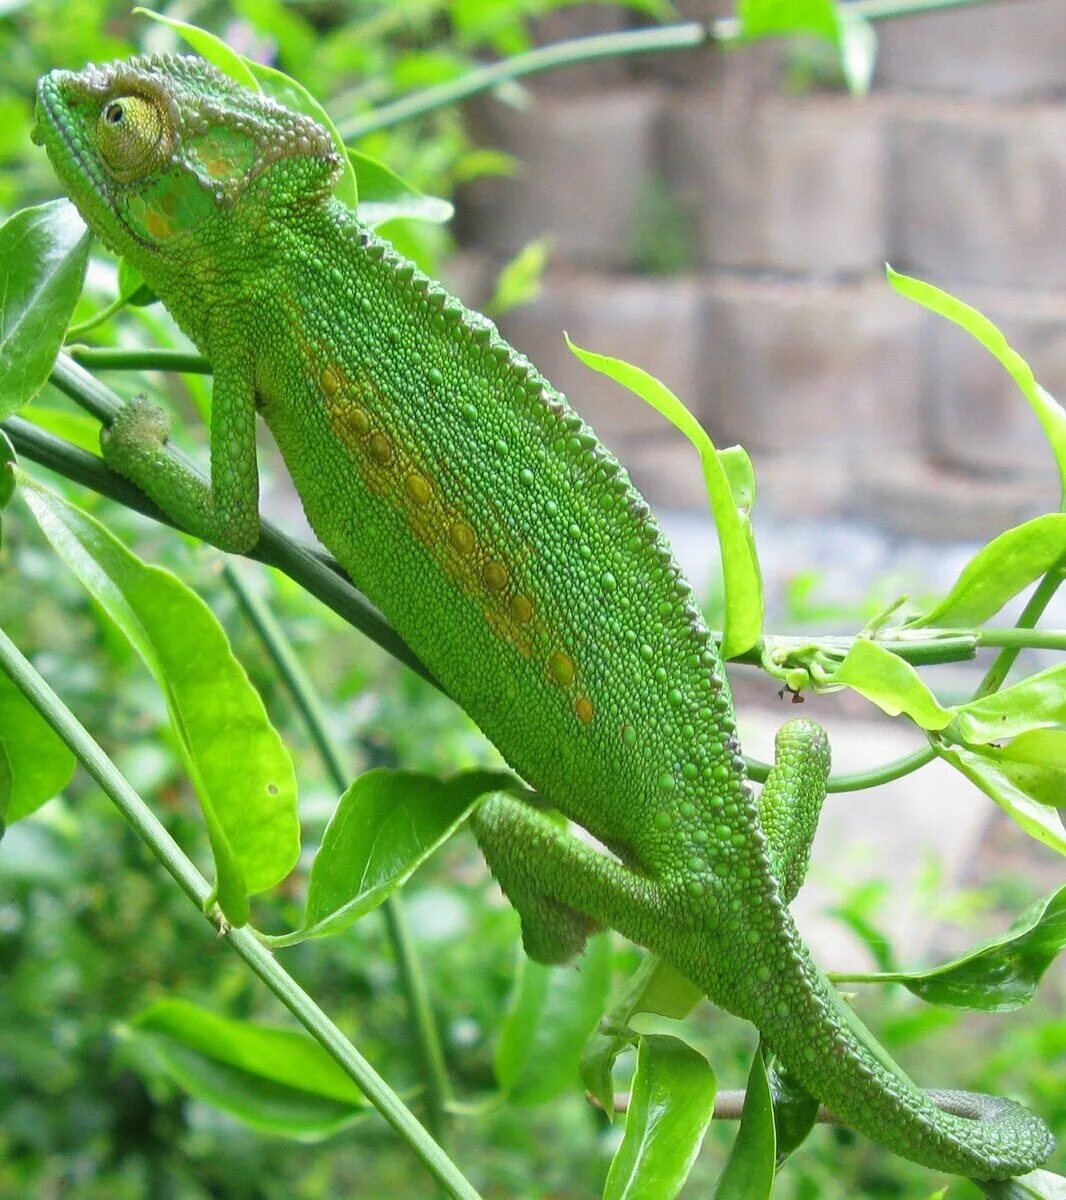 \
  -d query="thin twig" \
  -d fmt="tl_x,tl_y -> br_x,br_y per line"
0,626 -> 483,1200
223,562 -> 454,1147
